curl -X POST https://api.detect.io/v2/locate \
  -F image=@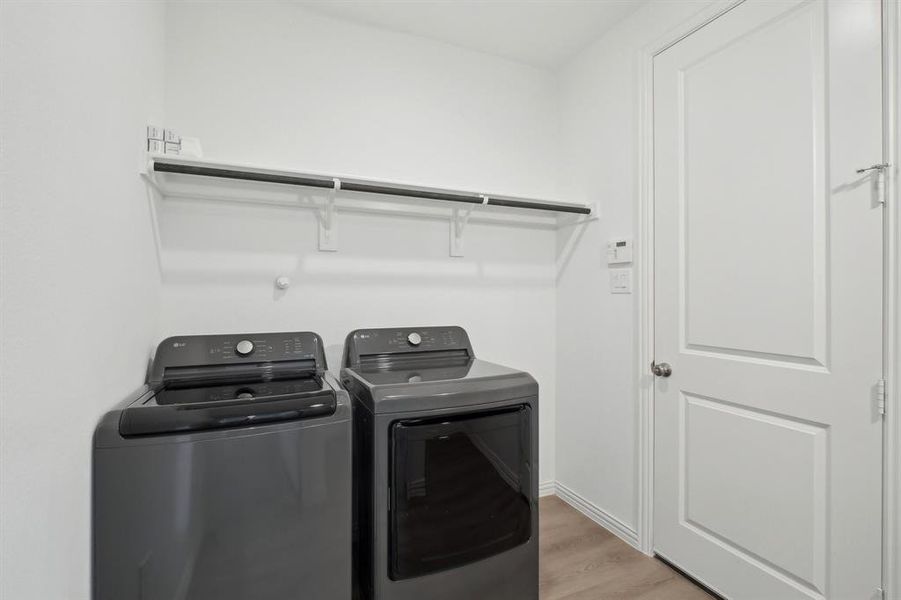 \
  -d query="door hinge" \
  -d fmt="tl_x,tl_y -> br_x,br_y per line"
873,586 -> 885,600
877,379 -> 887,416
